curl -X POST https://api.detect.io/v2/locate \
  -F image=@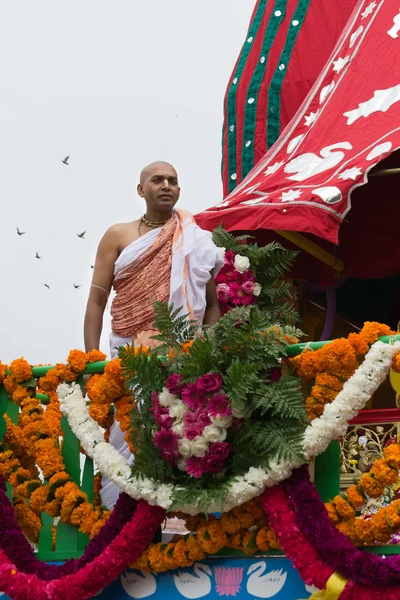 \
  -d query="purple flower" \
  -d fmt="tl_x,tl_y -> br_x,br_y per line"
196,373 -> 223,394
182,383 -> 207,410
184,423 -> 205,440
216,283 -> 230,303
207,394 -> 232,417
242,280 -> 255,295
165,374 -> 184,395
